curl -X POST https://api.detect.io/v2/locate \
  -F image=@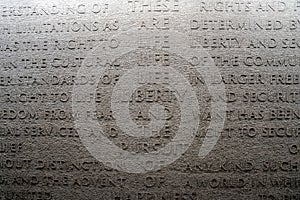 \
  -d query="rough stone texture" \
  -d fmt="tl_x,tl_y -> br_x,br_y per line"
0,0 -> 299,199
